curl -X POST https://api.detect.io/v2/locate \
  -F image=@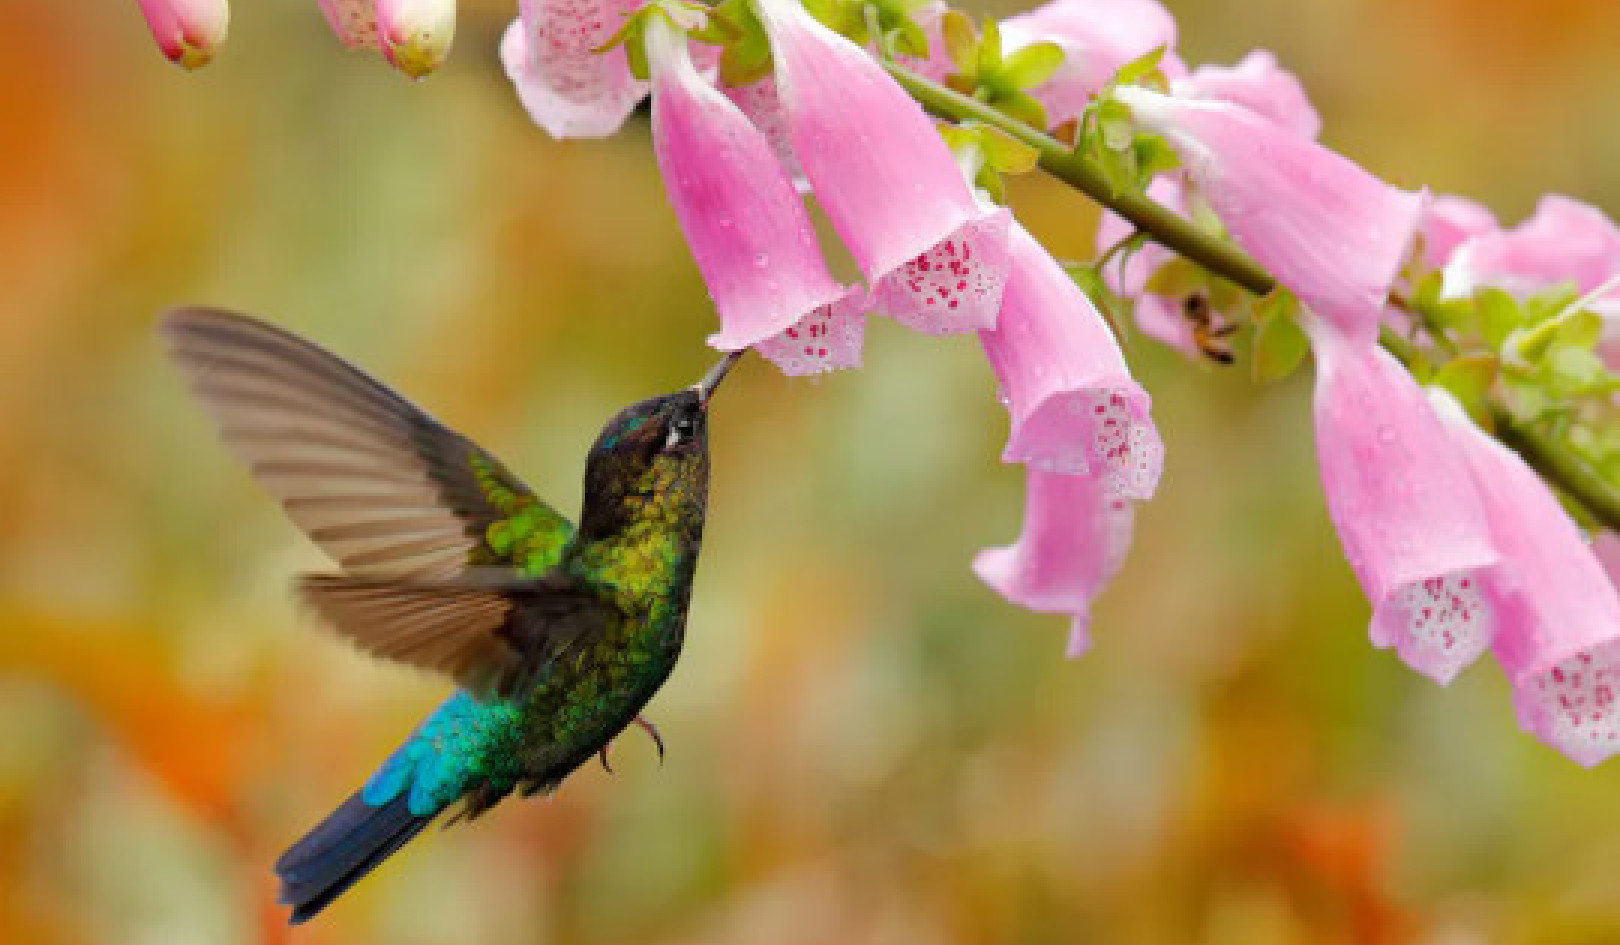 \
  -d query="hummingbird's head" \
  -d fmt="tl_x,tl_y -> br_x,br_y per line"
577,351 -> 742,541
